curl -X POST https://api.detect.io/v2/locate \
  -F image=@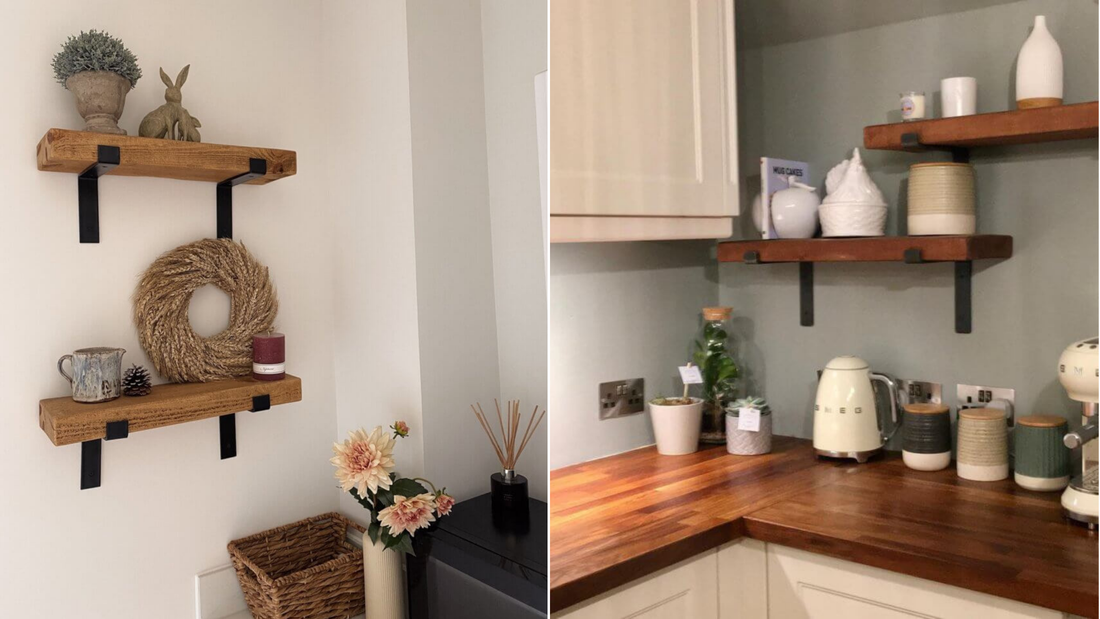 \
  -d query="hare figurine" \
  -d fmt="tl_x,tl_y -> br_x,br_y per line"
177,110 -> 201,142
139,66 -> 200,141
